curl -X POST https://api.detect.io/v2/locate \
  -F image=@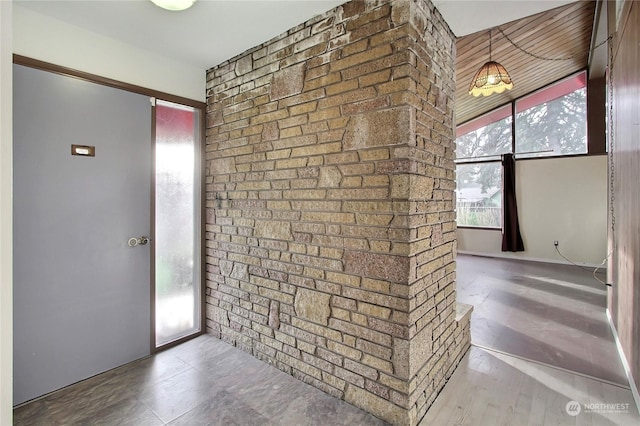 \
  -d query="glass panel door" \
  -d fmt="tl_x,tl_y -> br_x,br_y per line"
154,99 -> 201,347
